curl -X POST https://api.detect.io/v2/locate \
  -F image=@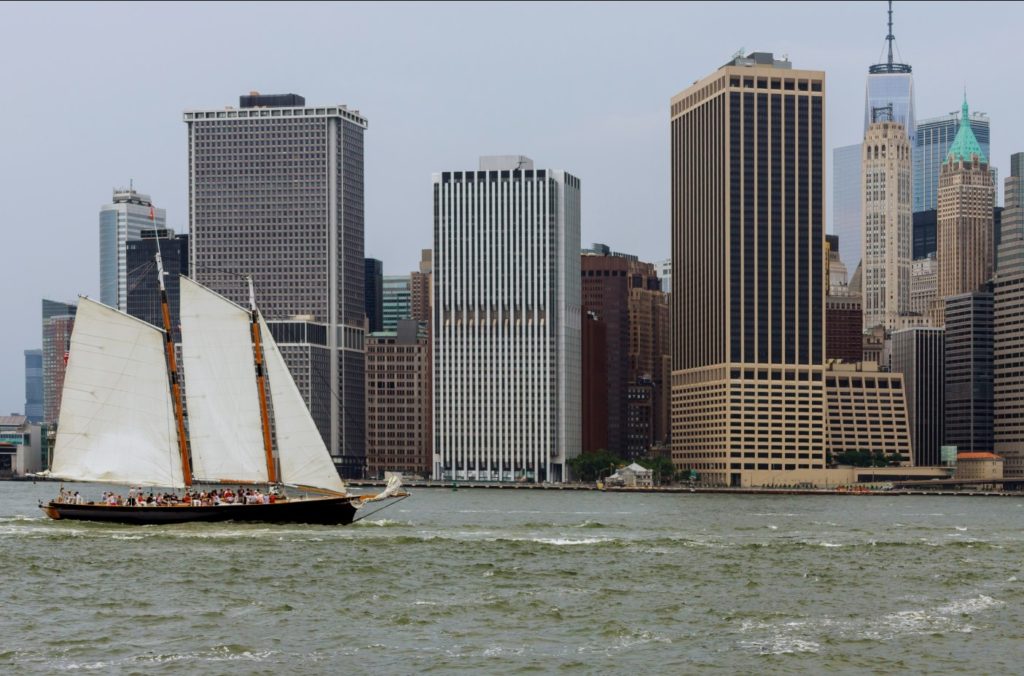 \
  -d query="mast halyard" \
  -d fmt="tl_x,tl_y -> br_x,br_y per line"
247,275 -> 278,484
155,242 -> 192,487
